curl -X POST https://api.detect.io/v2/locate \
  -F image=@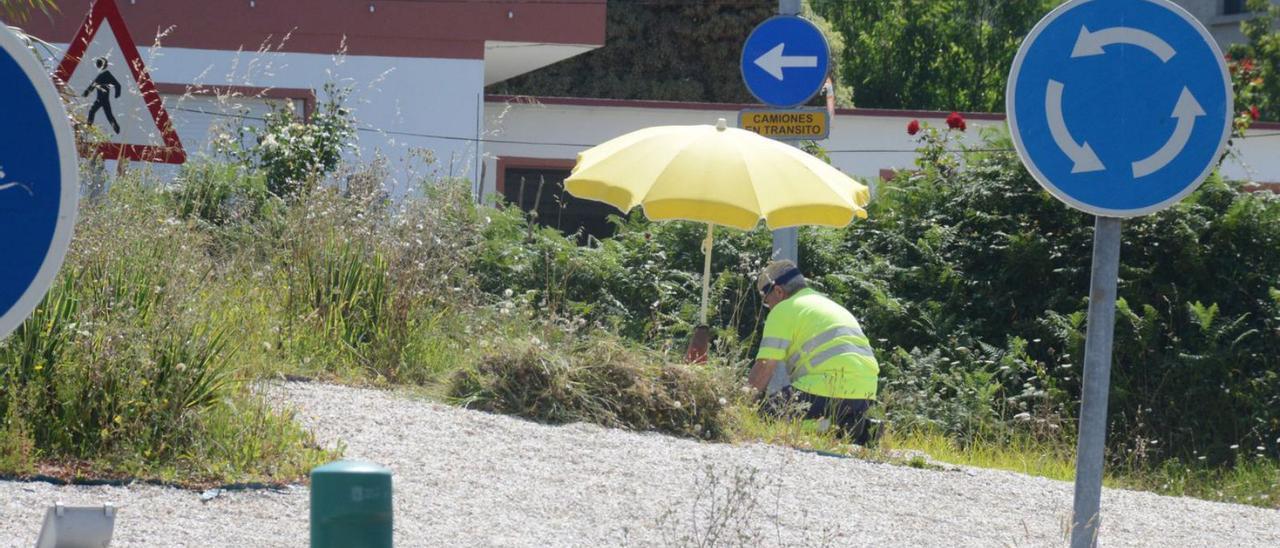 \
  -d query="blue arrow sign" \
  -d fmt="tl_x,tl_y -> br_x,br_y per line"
741,16 -> 830,108
0,26 -> 79,340
1007,0 -> 1231,217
